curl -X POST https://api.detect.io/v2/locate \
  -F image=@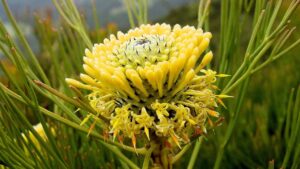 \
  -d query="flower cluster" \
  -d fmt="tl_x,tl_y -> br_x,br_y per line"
66,23 -> 227,147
